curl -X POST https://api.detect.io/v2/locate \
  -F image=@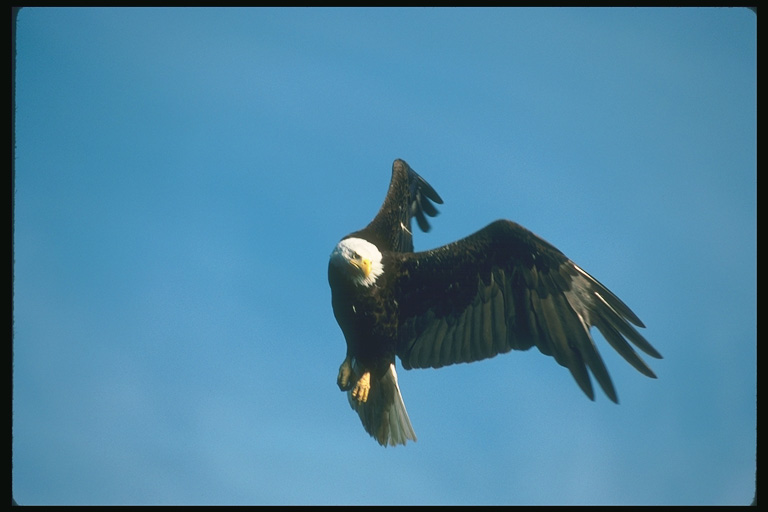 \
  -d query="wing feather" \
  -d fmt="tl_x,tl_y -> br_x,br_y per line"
395,219 -> 661,403
359,159 -> 443,253
593,315 -> 657,378
490,282 -> 507,351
